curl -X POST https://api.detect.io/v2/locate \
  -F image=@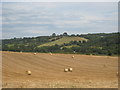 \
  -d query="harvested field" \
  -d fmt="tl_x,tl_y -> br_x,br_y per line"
2,51 -> 118,88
